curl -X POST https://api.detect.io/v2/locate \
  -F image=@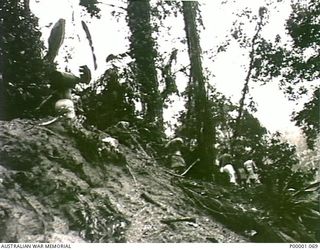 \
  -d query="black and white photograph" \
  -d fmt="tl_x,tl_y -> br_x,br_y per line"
0,0 -> 319,246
